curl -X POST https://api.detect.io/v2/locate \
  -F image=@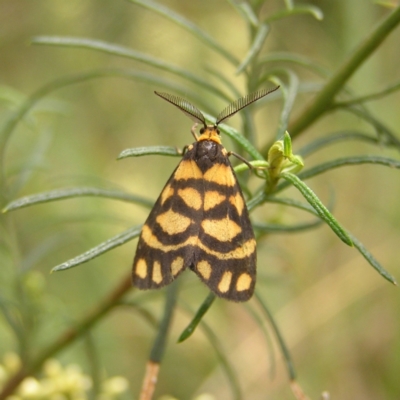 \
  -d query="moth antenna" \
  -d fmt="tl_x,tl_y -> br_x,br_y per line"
155,91 -> 207,127
216,86 -> 280,125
